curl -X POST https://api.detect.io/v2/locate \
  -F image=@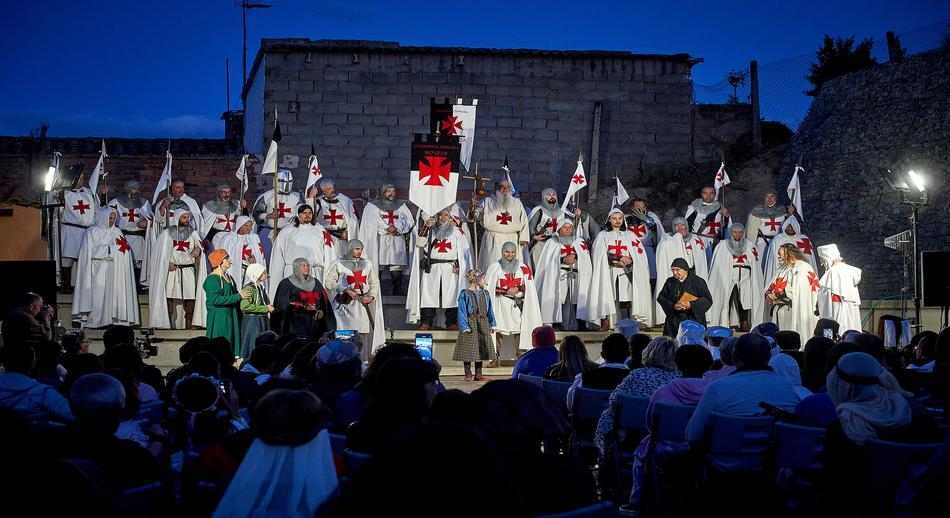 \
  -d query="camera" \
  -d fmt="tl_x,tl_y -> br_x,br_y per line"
135,328 -> 159,358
